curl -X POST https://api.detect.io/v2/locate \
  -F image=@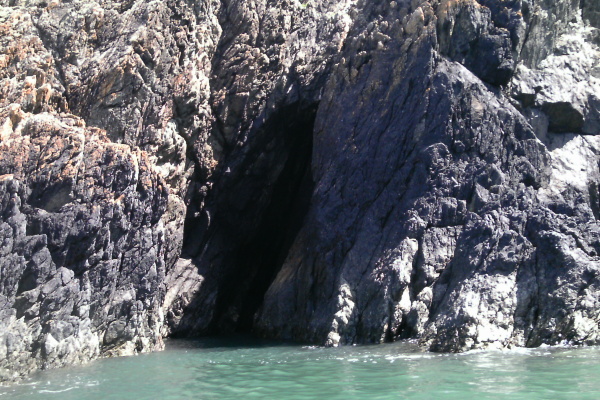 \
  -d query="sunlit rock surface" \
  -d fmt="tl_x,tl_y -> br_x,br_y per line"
1,0 -> 599,383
